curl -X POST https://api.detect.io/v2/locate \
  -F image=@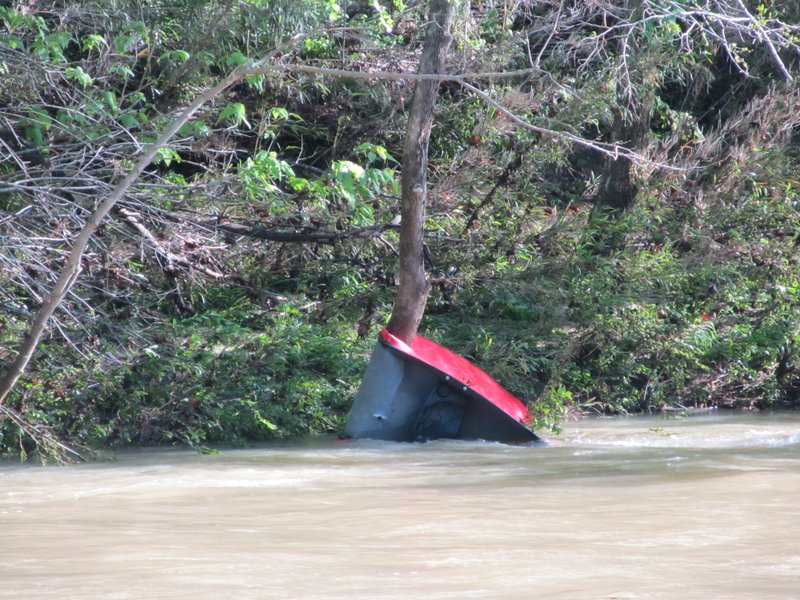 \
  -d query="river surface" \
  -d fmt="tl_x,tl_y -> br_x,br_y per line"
1,412 -> 799,599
